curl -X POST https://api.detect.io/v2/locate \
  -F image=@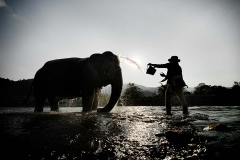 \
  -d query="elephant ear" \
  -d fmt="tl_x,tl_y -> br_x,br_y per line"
102,51 -> 120,65
89,51 -> 120,69
89,53 -> 103,66
90,53 -> 102,59
102,51 -> 113,56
